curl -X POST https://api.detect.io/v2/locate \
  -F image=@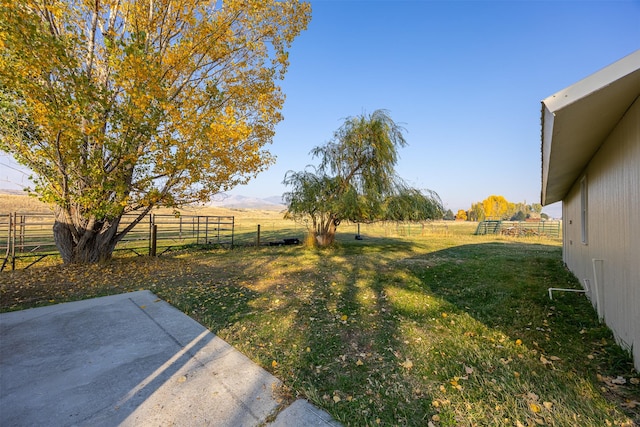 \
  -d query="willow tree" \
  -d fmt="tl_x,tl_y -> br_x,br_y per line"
0,0 -> 310,263
283,110 -> 443,246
